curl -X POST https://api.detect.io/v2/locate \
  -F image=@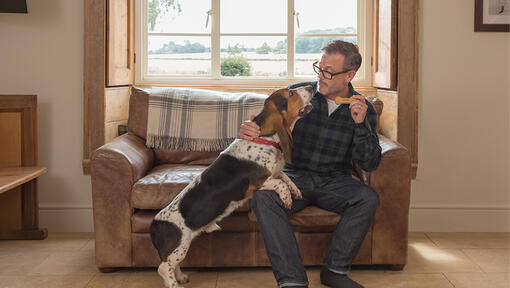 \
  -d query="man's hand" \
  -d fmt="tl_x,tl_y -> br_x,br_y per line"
349,95 -> 368,124
239,114 -> 260,140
